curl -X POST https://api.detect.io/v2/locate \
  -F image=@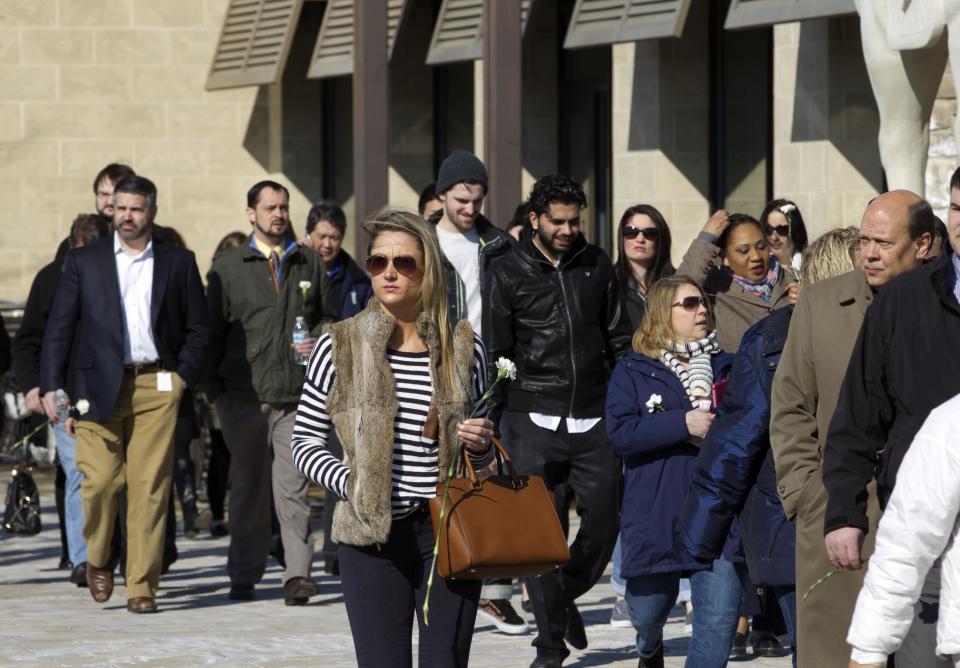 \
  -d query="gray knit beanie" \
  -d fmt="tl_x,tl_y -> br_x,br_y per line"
436,150 -> 488,195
